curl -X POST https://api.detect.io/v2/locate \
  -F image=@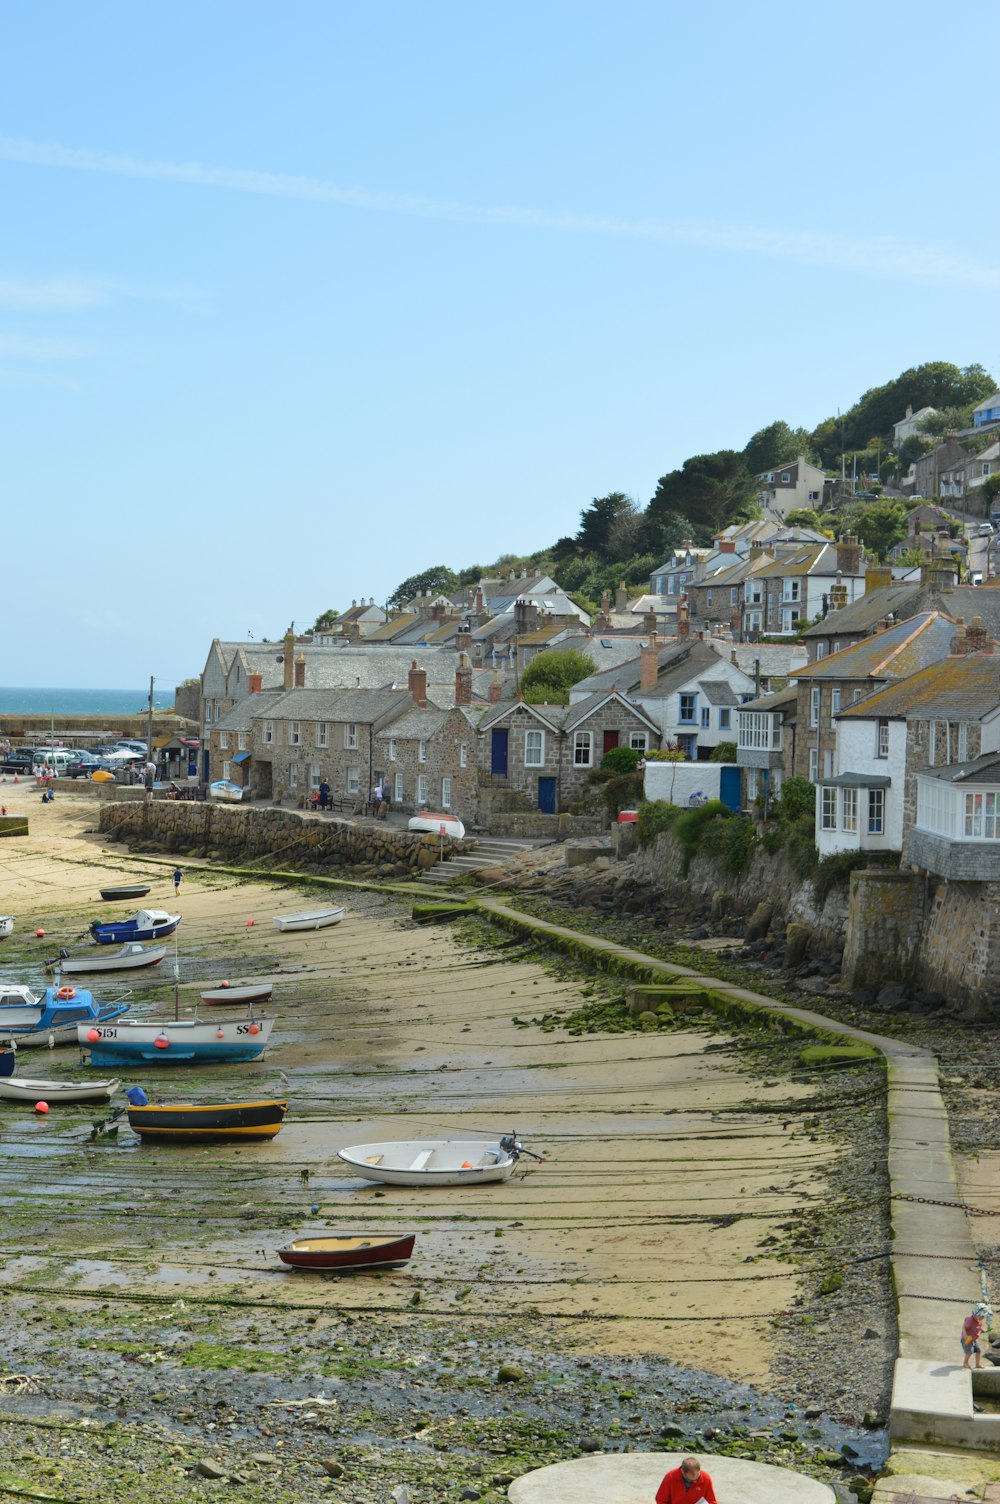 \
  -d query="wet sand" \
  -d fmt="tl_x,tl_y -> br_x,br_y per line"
0,781 -> 833,1388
